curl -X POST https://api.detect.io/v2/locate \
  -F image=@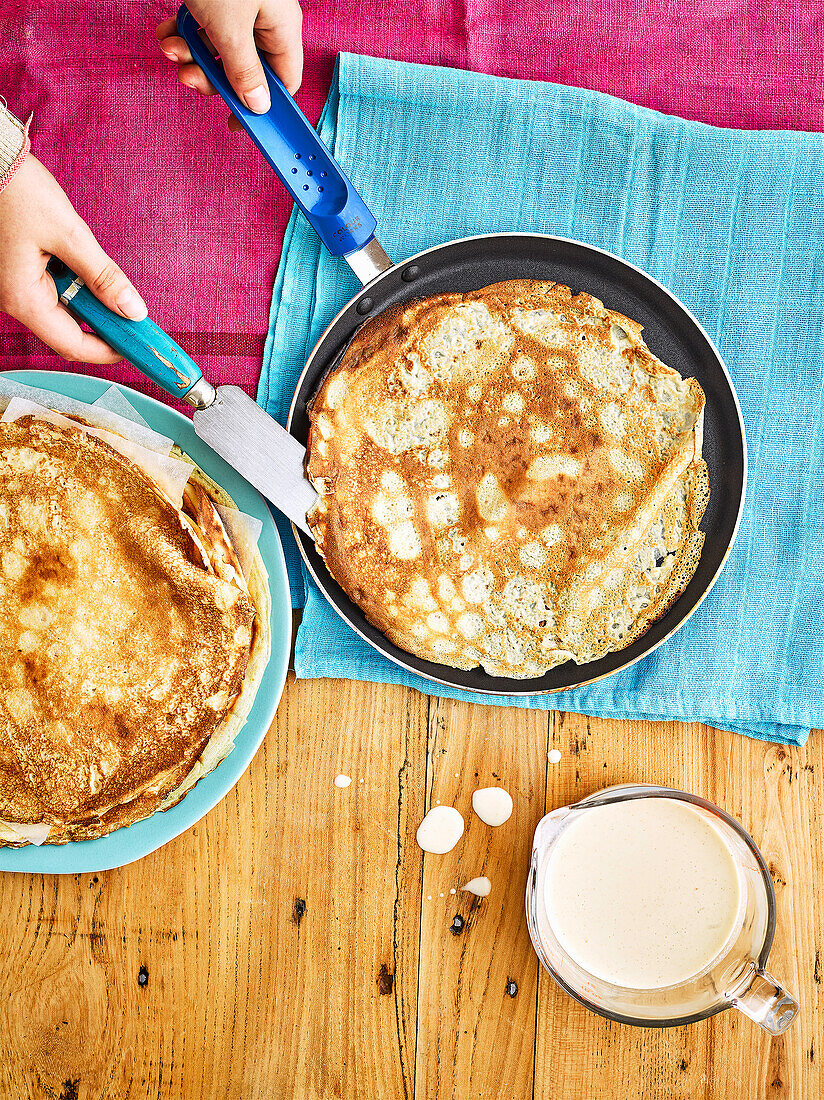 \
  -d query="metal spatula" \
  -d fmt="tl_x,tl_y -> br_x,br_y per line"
47,257 -> 319,535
